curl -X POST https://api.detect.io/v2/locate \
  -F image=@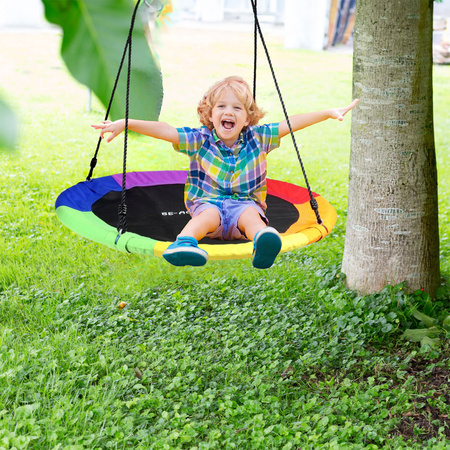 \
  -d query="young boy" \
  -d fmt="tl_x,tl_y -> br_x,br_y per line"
93,76 -> 357,269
